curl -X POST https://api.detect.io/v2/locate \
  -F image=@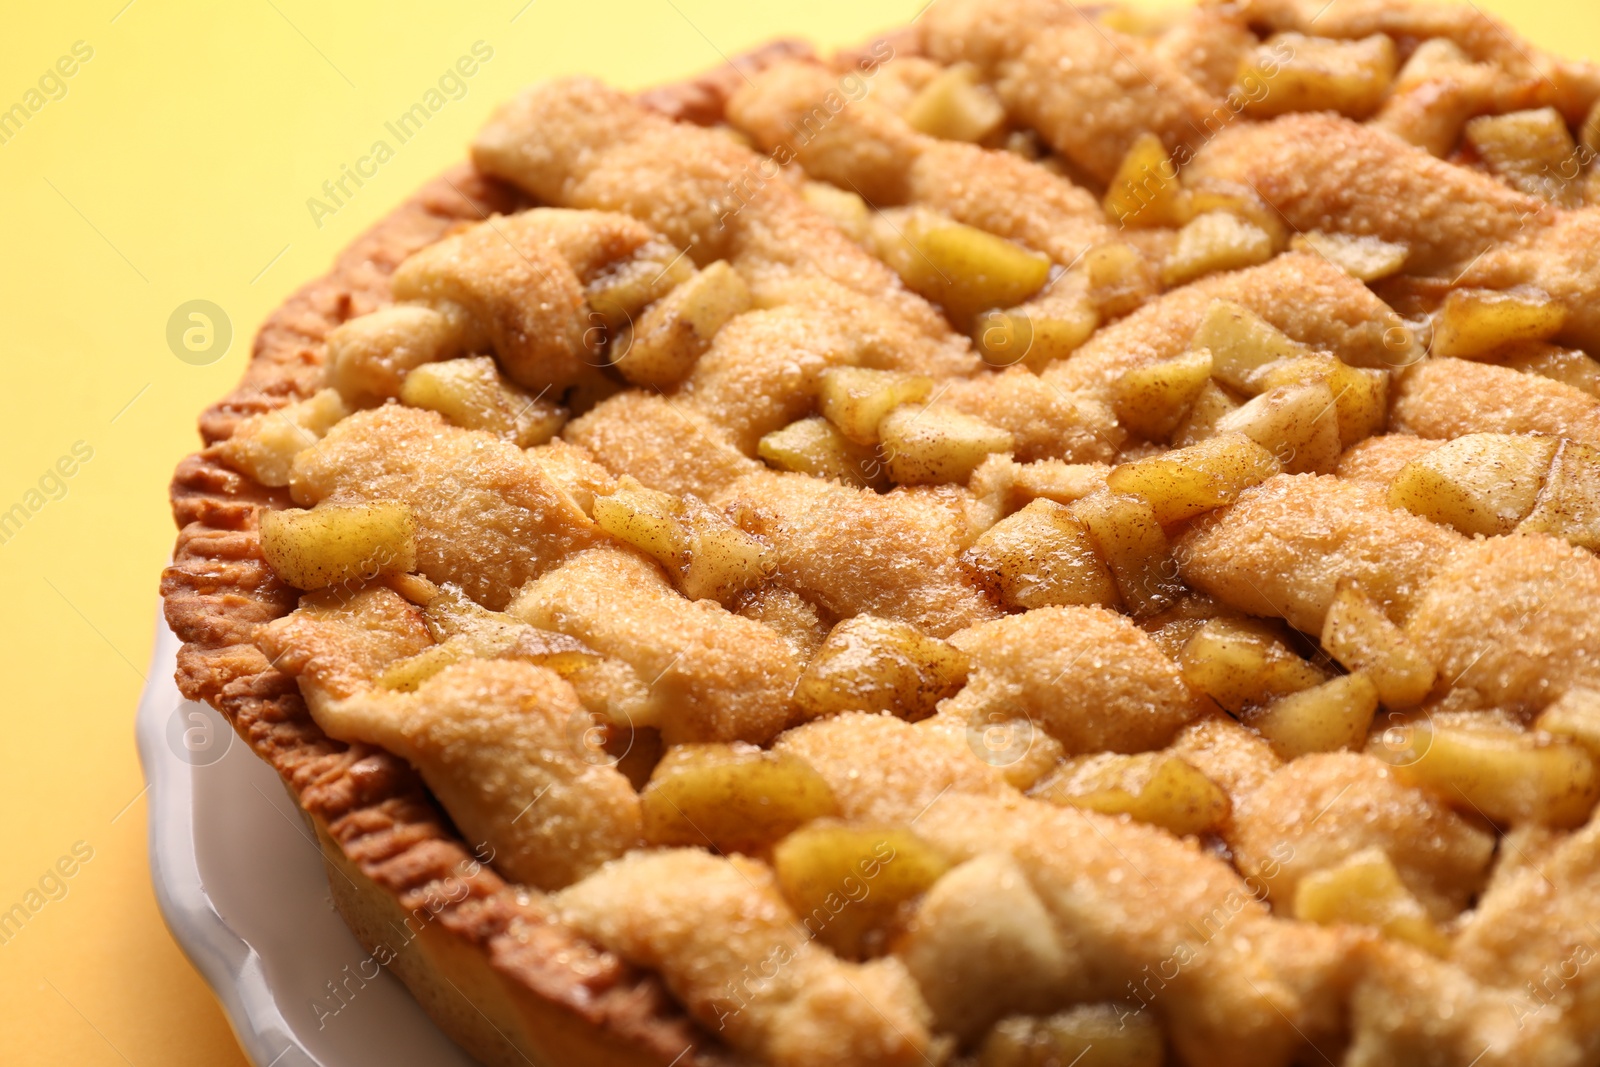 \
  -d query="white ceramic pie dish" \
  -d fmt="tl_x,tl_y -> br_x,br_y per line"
135,612 -> 479,1067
